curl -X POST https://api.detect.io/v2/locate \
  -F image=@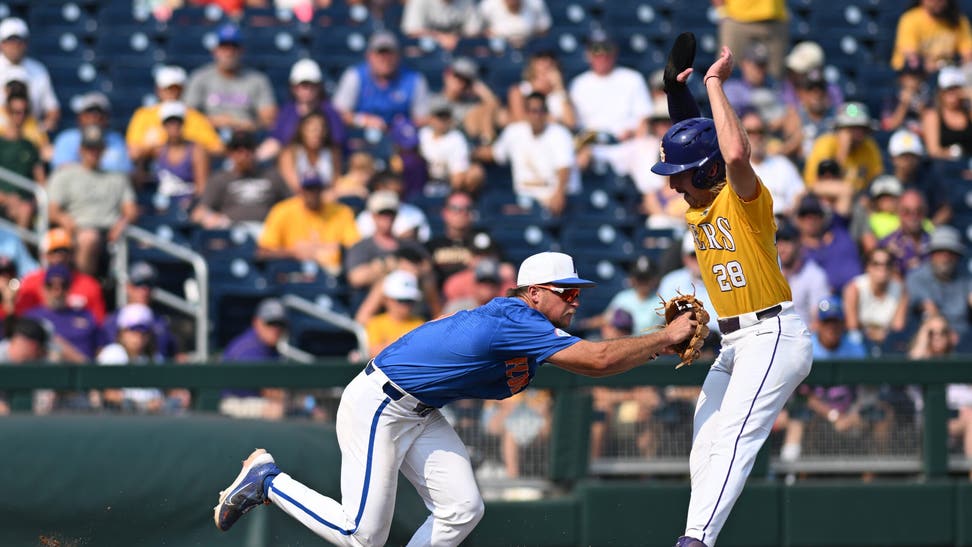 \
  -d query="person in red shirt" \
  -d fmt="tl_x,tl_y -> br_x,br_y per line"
14,228 -> 105,323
